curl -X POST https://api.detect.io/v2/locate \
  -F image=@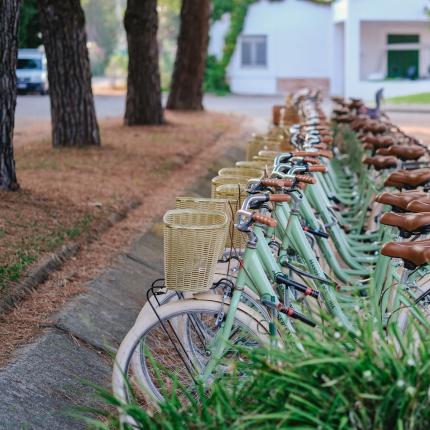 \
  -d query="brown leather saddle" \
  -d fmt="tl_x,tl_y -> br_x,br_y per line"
384,169 -> 430,190
363,155 -> 398,170
362,135 -> 394,148
375,191 -> 428,212
377,145 -> 425,161
407,197 -> 430,213
363,123 -> 388,134
381,239 -> 430,269
335,114 -> 353,123
380,212 -> 430,237
333,107 -> 349,115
